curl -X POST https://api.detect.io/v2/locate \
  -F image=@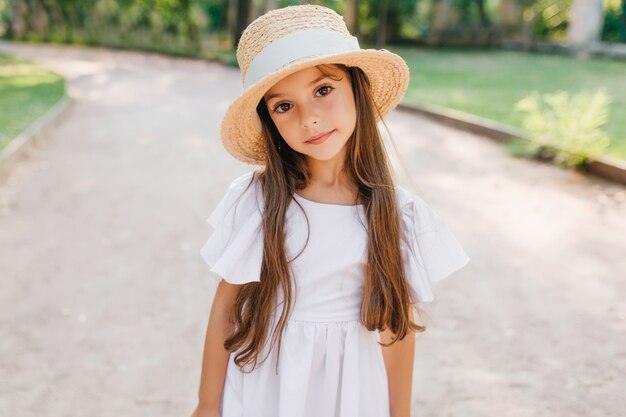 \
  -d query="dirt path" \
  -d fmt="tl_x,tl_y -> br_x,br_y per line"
0,41 -> 624,417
